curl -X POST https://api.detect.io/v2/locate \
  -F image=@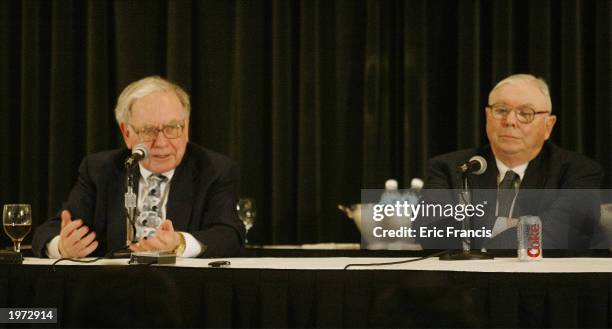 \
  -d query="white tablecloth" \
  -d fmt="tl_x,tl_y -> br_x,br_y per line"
21,256 -> 612,273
